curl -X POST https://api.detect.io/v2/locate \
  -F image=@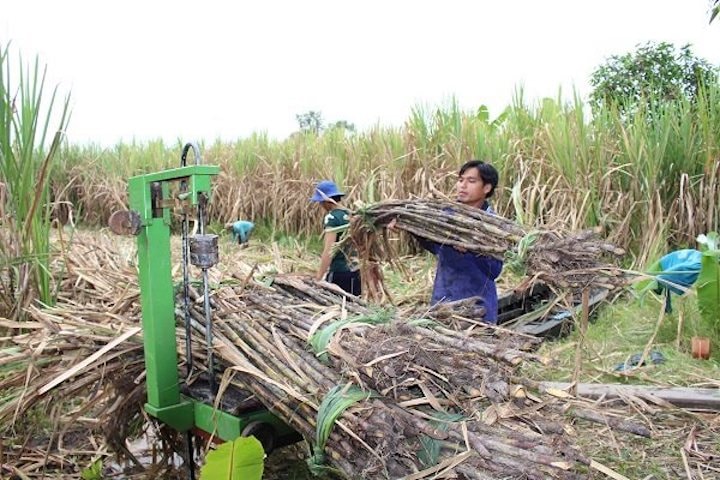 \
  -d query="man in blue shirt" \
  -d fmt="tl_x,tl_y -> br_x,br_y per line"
393,160 -> 503,323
